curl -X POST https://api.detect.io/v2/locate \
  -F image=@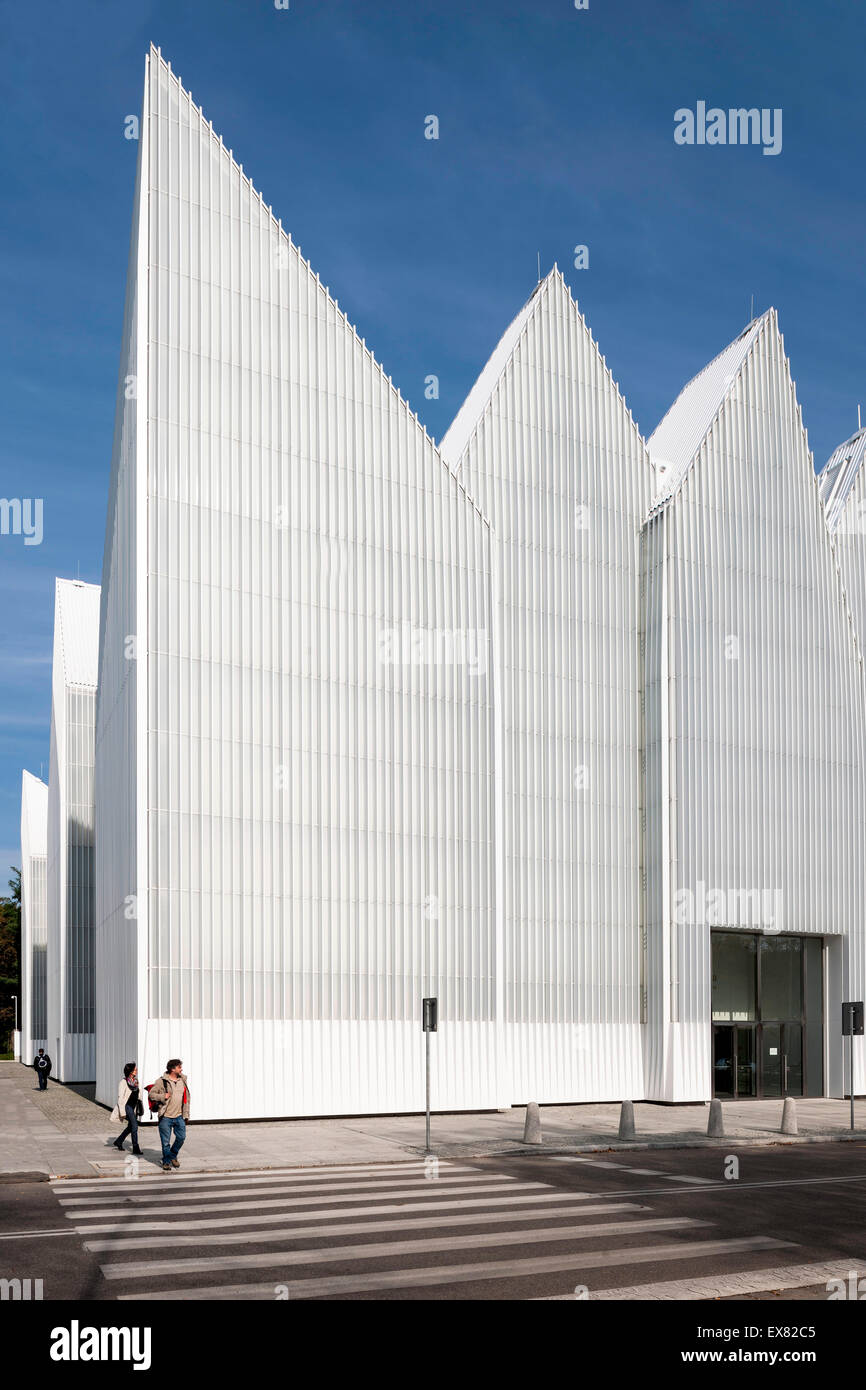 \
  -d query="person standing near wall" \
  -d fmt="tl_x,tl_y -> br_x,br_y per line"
33,1047 -> 51,1090
111,1061 -> 143,1155
149,1059 -> 190,1173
